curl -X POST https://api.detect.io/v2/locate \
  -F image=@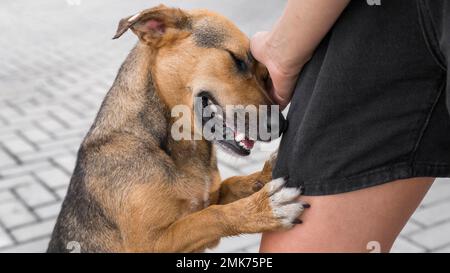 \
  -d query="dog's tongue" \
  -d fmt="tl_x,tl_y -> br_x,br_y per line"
243,138 -> 255,149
